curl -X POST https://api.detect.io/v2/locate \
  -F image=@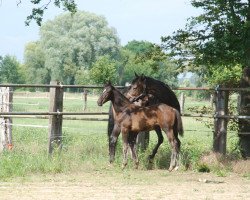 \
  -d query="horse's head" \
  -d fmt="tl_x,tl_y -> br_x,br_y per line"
97,81 -> 114,106
126,73 -> 147,100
